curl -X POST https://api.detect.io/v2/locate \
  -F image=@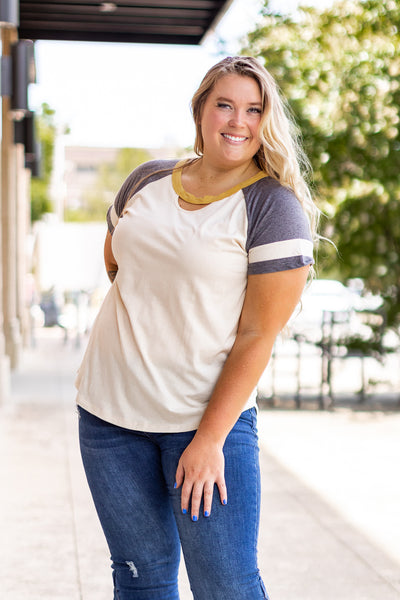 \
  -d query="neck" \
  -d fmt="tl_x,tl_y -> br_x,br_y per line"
191,156 -> 259,183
